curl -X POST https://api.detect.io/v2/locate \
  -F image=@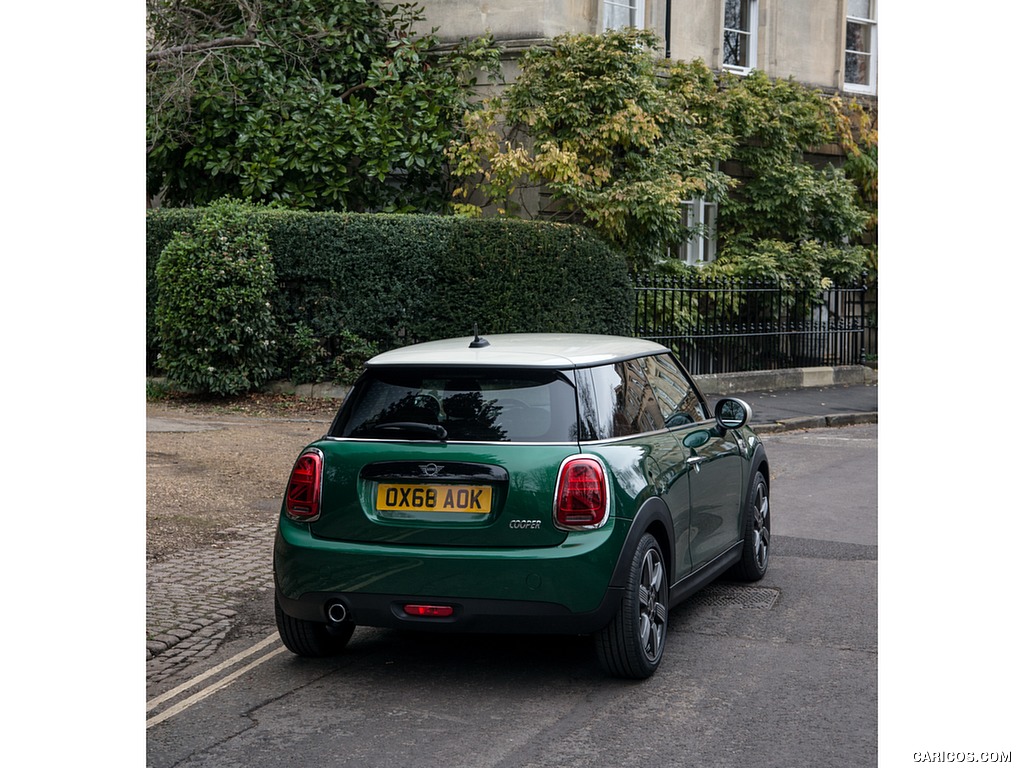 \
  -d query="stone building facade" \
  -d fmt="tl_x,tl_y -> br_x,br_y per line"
417,1 -> 878,99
